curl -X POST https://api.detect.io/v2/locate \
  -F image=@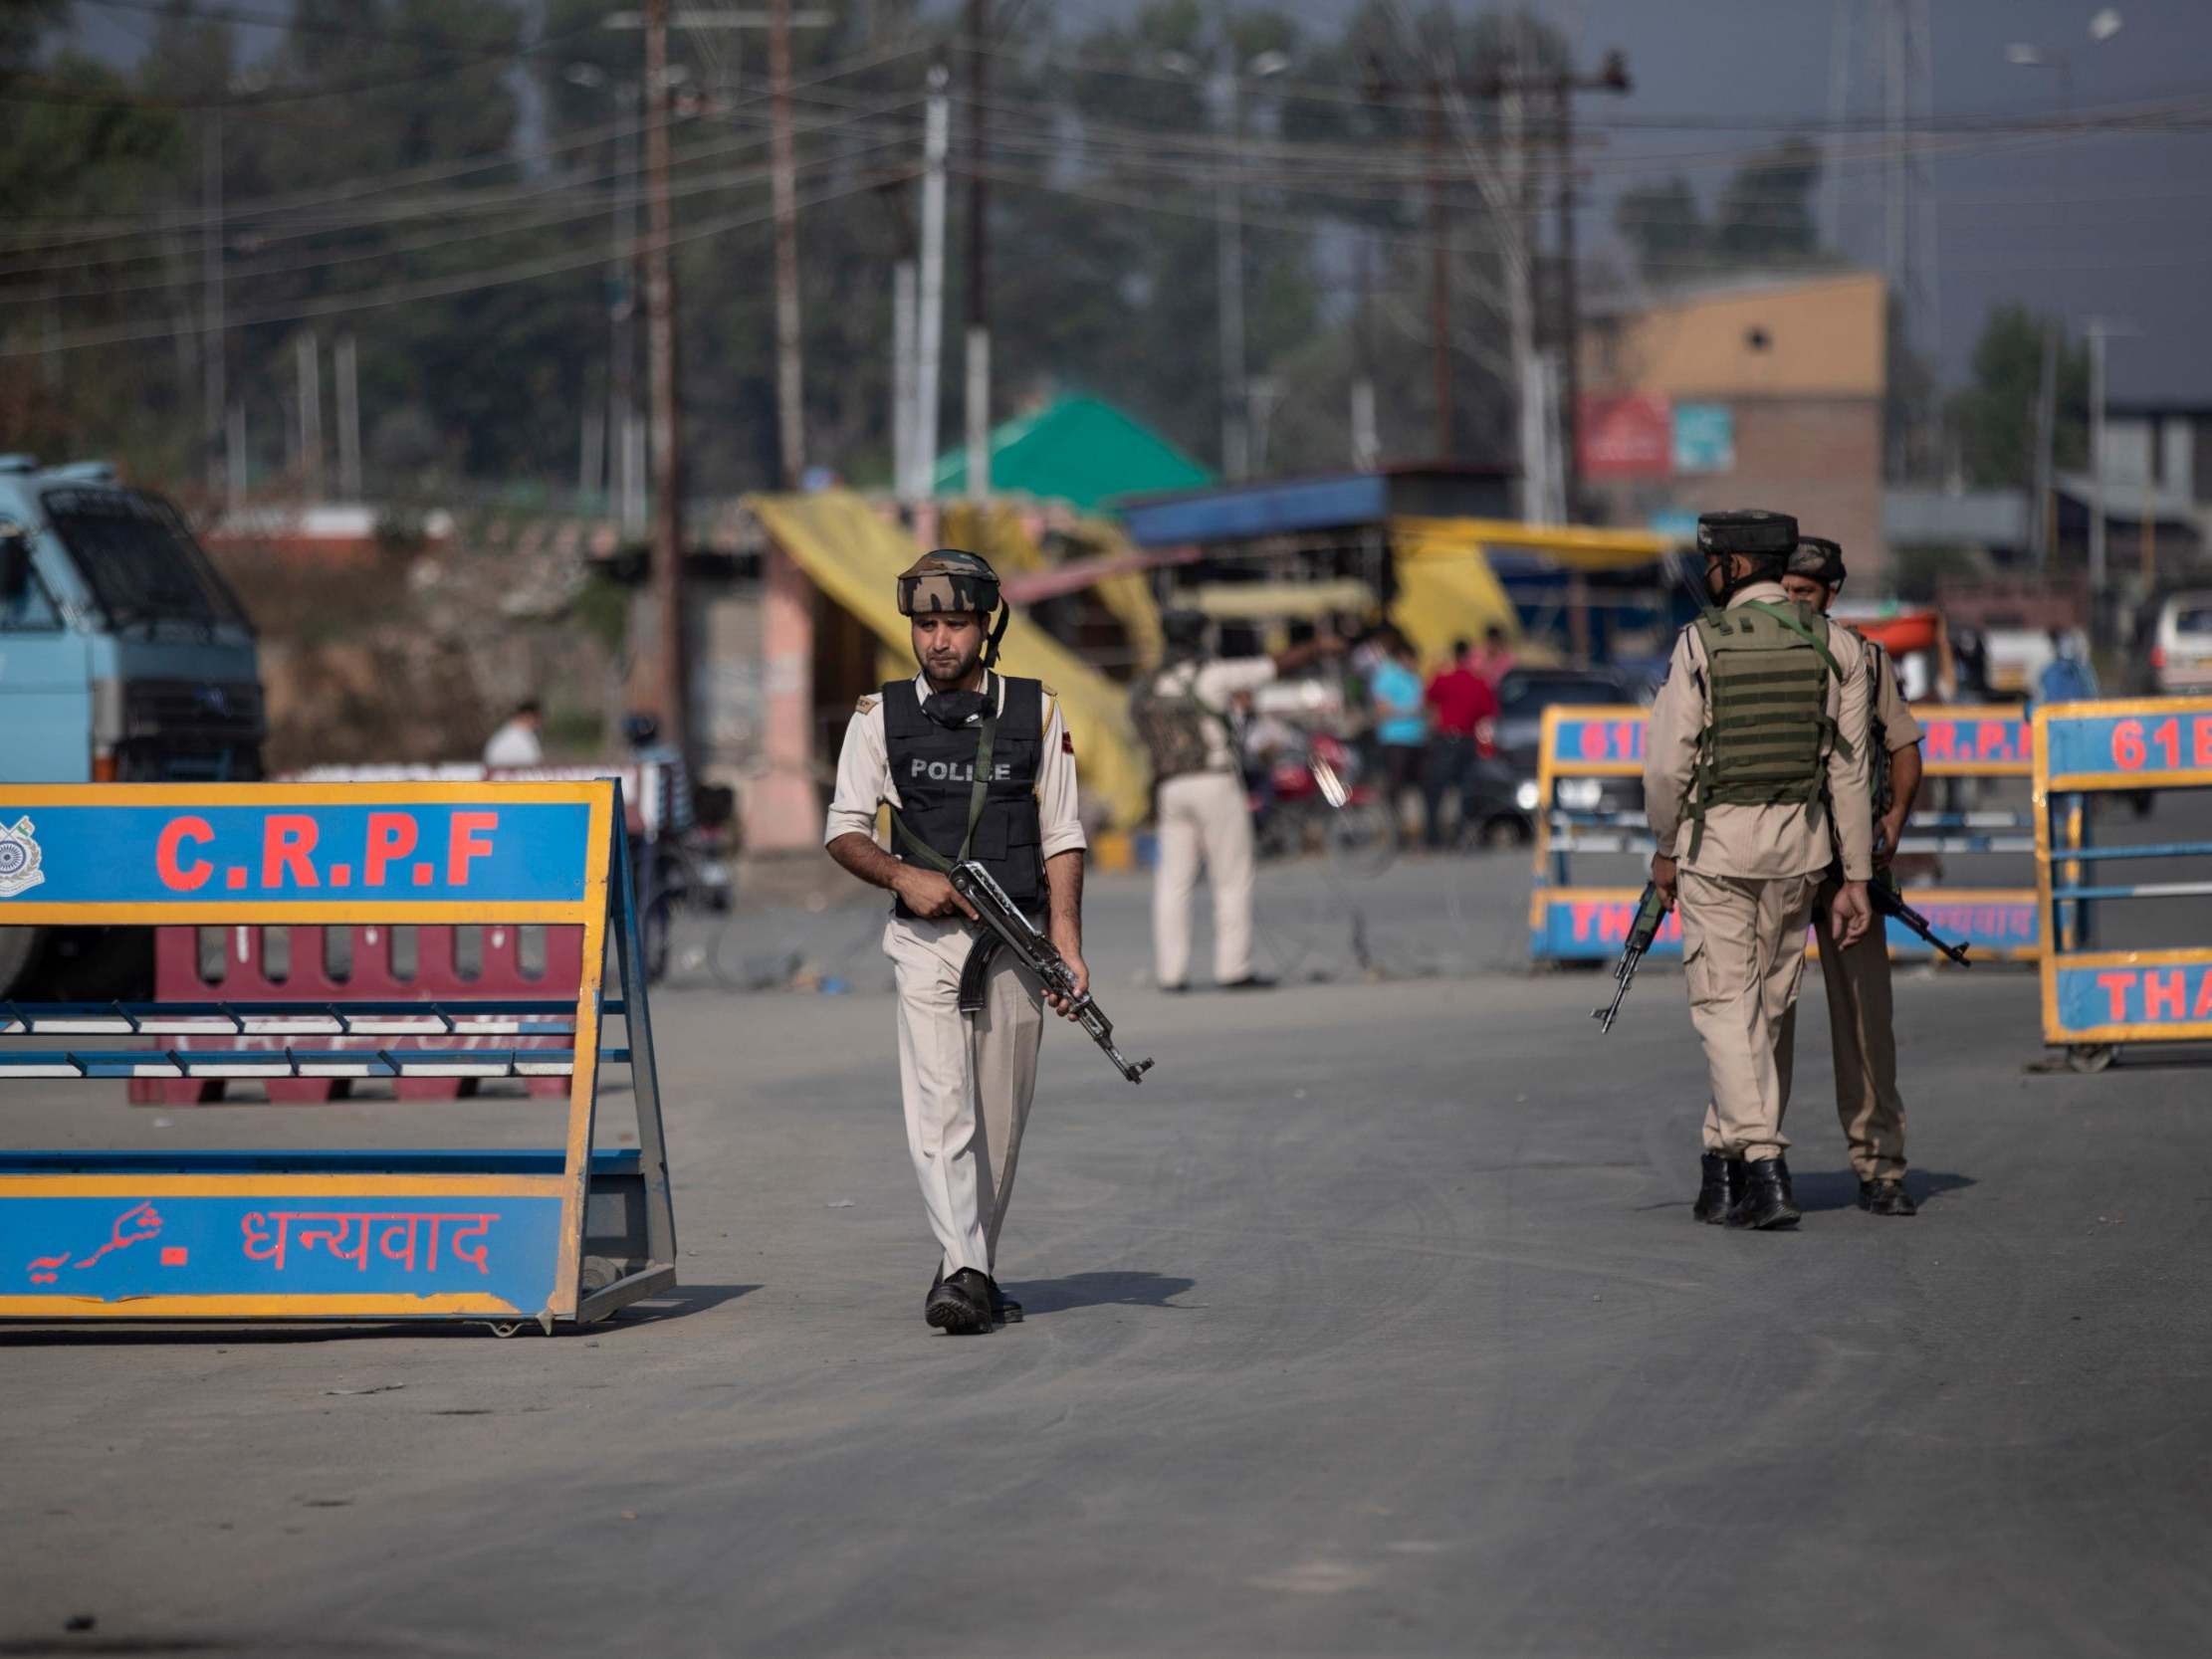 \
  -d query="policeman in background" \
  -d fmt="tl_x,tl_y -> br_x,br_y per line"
1643,511 -> 1876,1231
1777,536 -> 1922,1216
824,550 -> 1089,1335
1133,610 -> 1339,992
